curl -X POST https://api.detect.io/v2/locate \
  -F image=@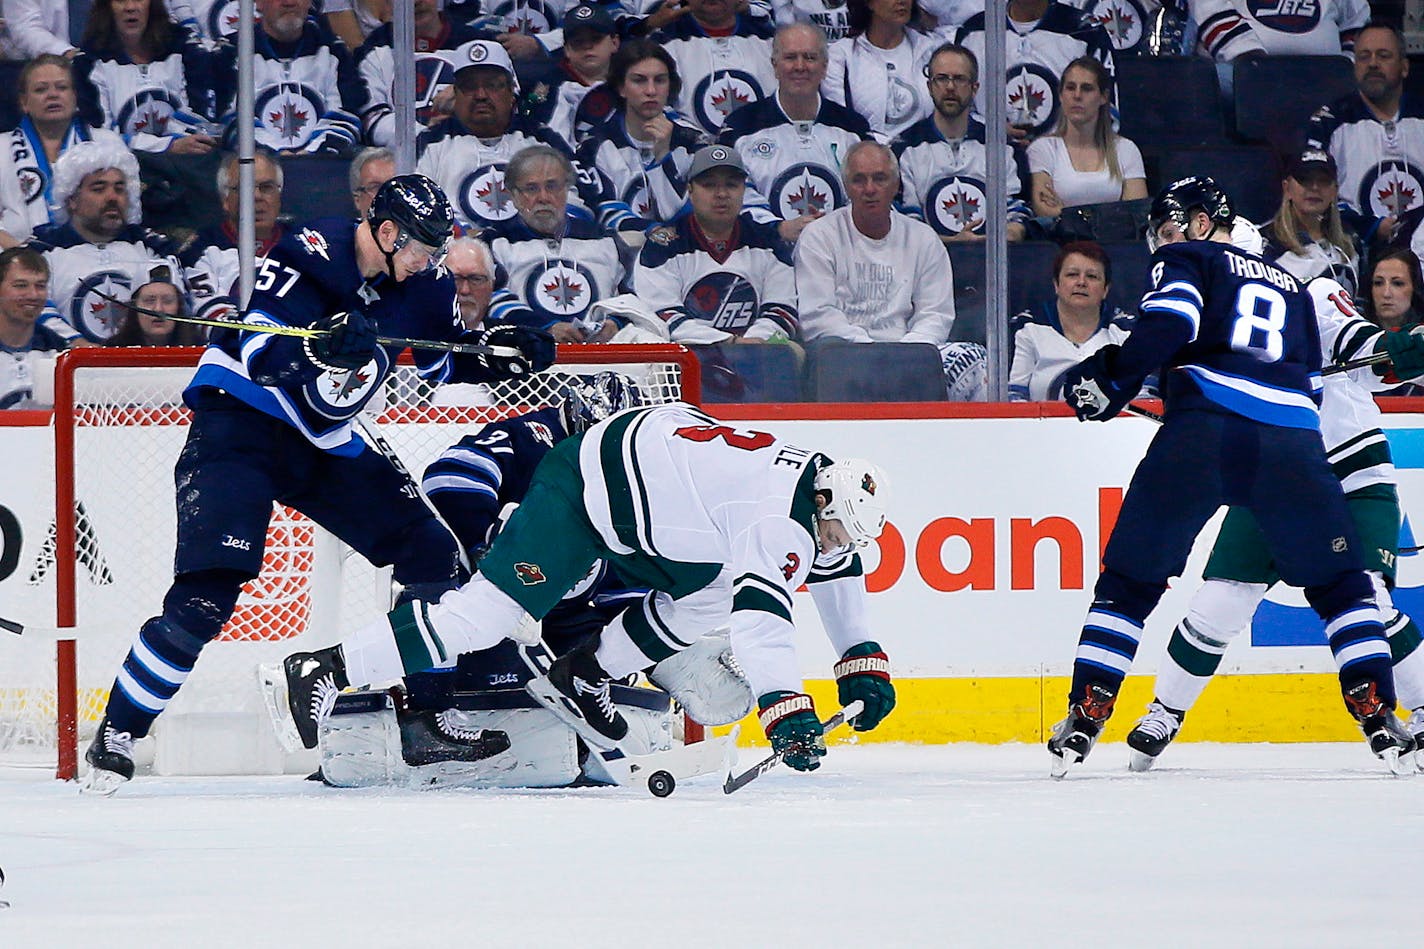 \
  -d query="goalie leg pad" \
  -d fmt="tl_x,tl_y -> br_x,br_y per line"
647,631 -> 755,727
